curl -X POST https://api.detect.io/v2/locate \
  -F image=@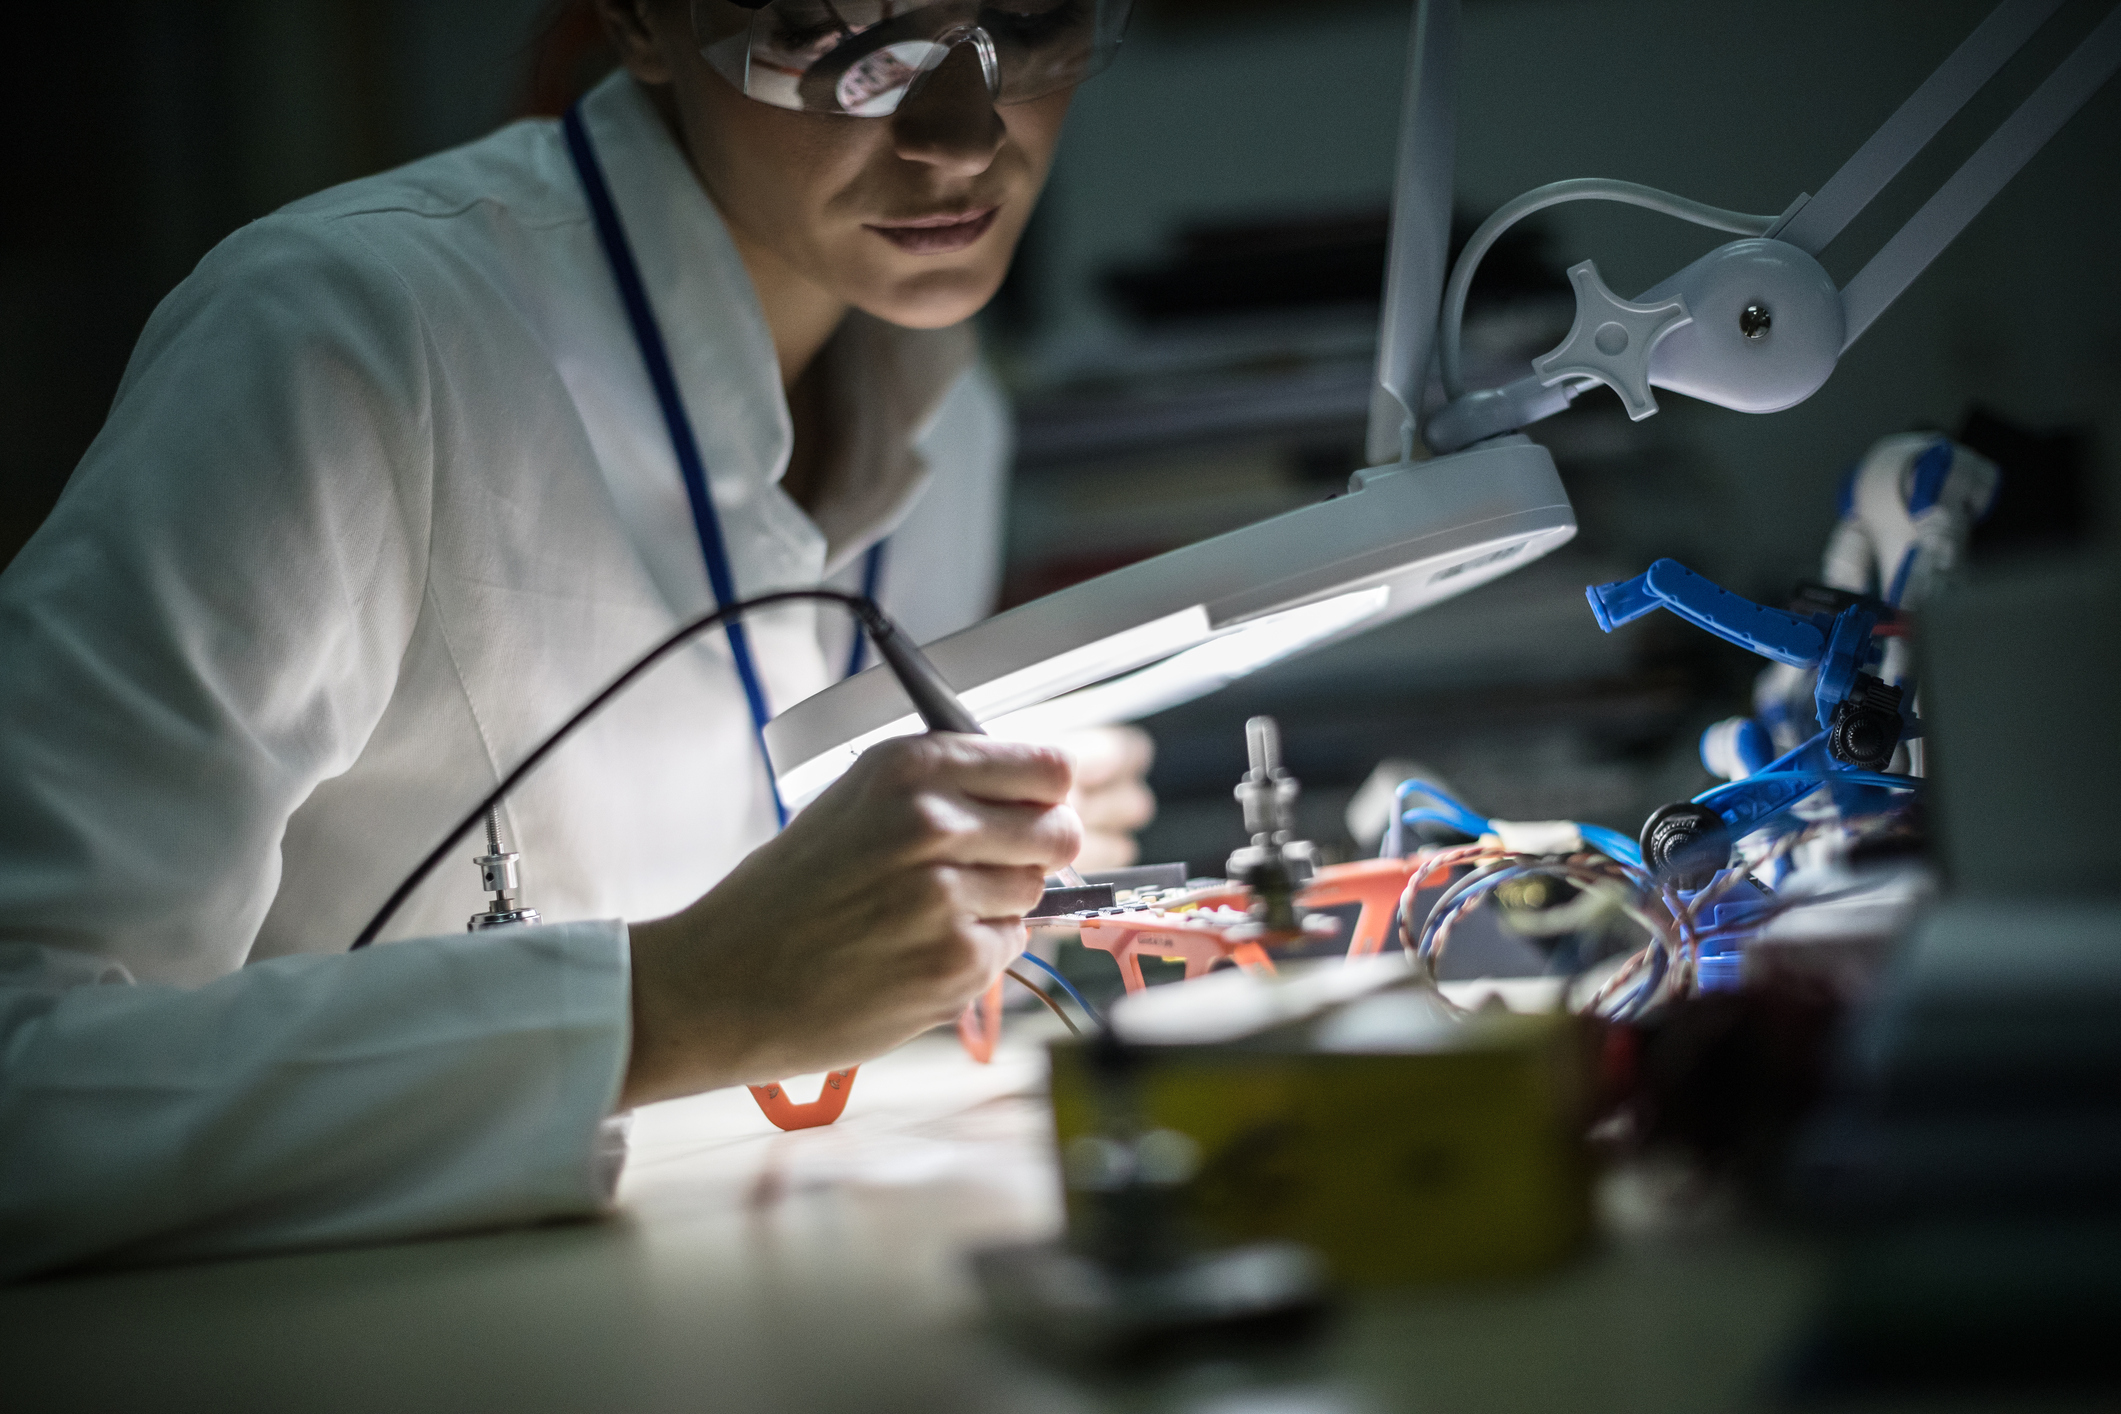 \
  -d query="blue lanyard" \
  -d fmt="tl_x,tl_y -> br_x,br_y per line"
565,106 -> 895,824
843,541 -> 886,678
563,104 -> 791,826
